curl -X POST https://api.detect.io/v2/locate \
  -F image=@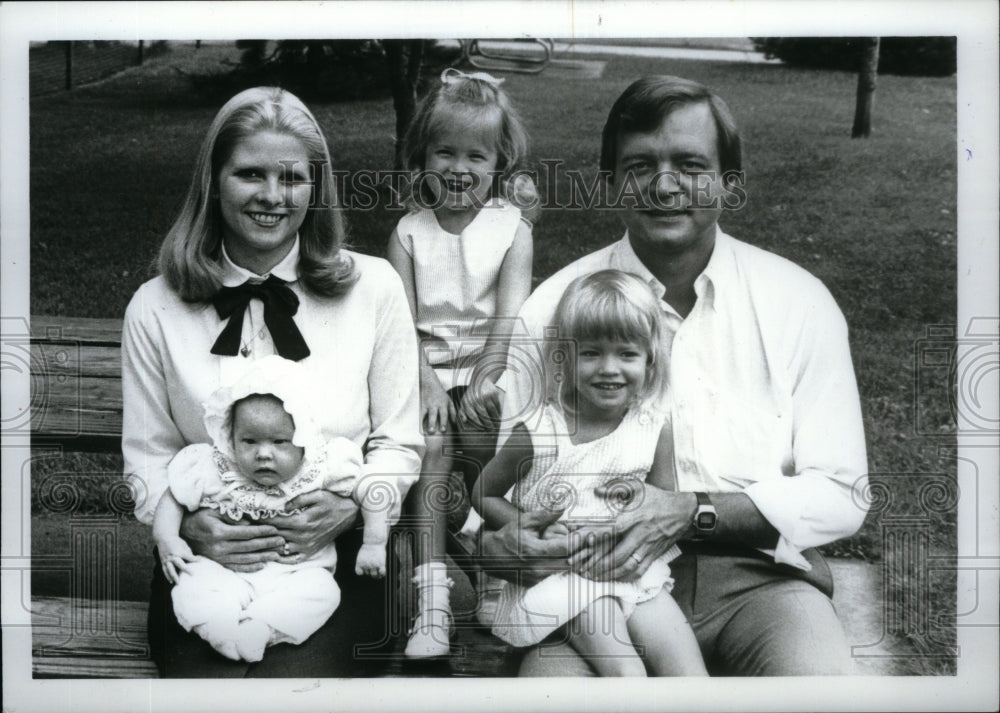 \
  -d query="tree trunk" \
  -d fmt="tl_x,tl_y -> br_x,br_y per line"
852,37 -> 880,138
384,40 -> 425,169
